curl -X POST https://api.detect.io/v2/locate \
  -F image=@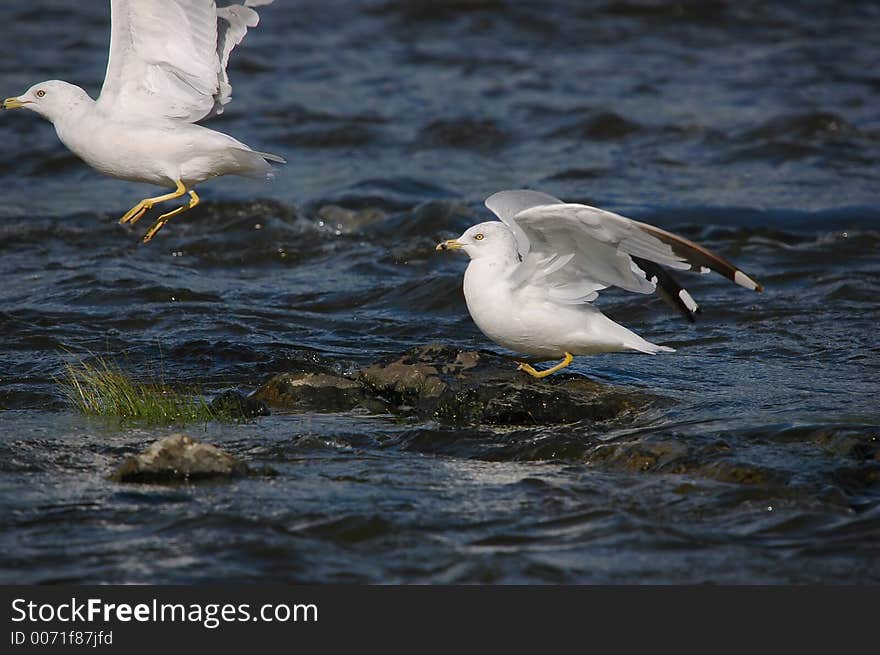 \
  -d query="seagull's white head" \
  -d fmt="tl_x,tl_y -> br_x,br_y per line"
436,221 -> 520,262
3,80 -> 91,122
